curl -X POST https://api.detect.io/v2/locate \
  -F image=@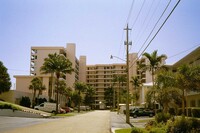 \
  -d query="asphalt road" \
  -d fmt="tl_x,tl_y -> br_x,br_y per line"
0,110 -> 110,133
0,116 -> 56,132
